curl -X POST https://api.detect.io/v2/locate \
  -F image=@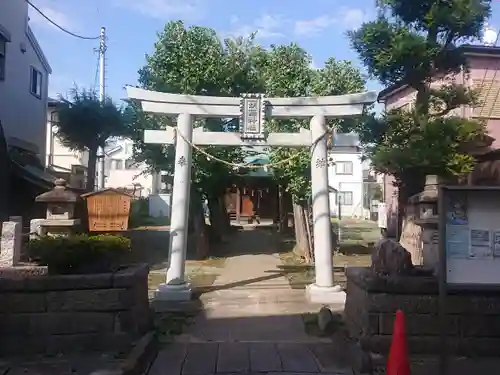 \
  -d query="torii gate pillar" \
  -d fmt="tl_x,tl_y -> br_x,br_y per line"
126,87 -> 376,305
